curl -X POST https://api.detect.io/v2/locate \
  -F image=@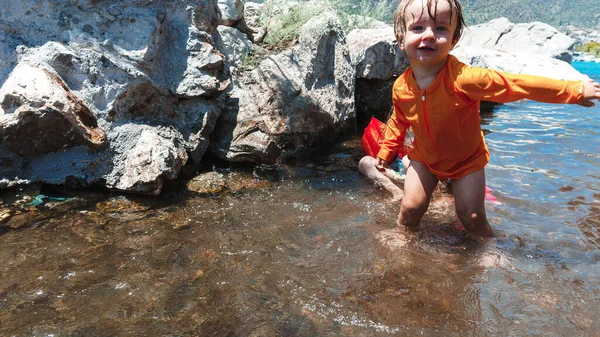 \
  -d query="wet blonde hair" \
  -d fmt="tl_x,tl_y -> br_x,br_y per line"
393,0 -> 466,44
